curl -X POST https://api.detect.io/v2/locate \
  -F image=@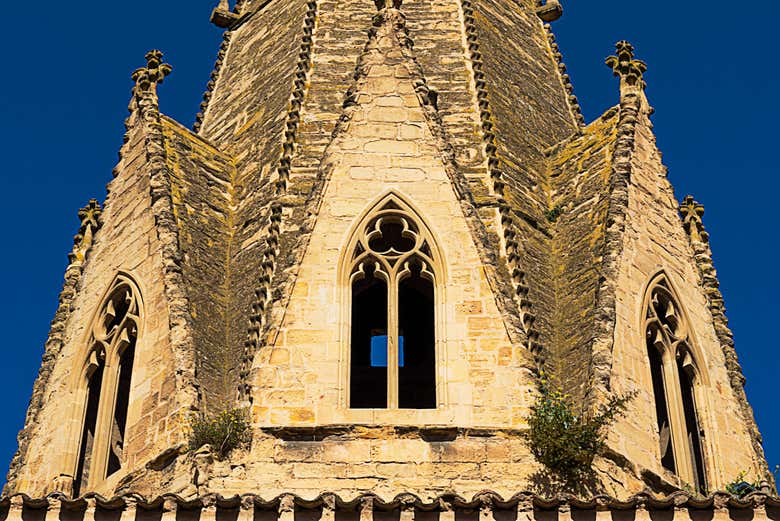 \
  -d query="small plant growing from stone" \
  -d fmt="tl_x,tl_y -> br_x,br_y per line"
189,408 -> 251,459
524,373 -> 635,487
726,467 -> 779,498
544,205 -> 564,223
